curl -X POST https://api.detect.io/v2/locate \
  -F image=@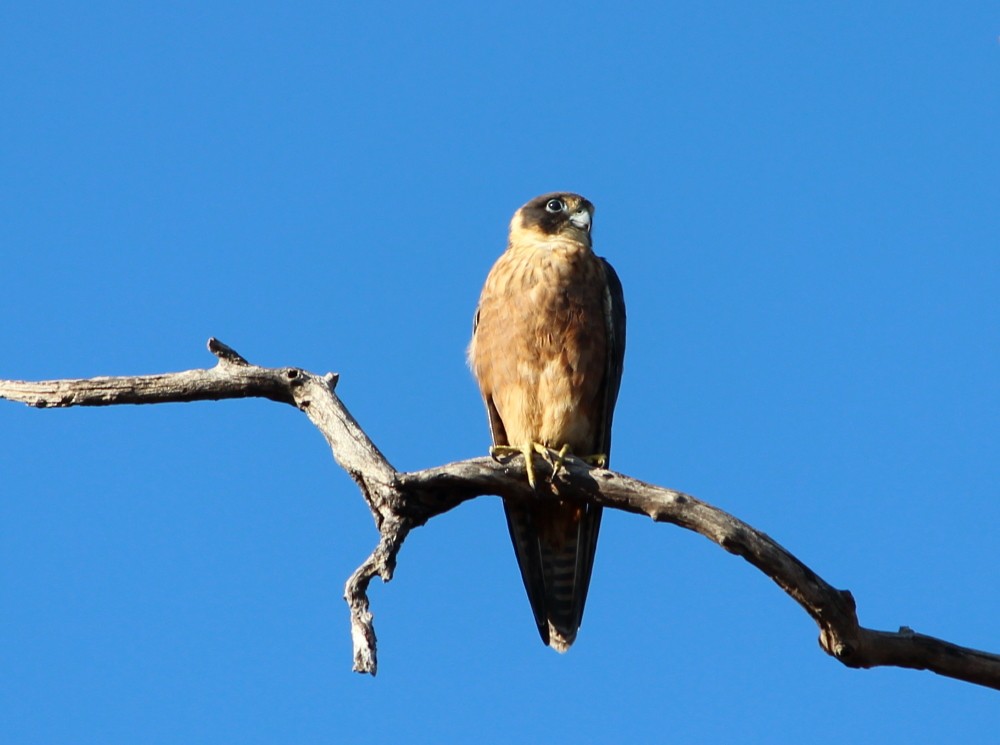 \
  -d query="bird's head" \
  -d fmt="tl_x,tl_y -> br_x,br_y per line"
509,192 -> 595,248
